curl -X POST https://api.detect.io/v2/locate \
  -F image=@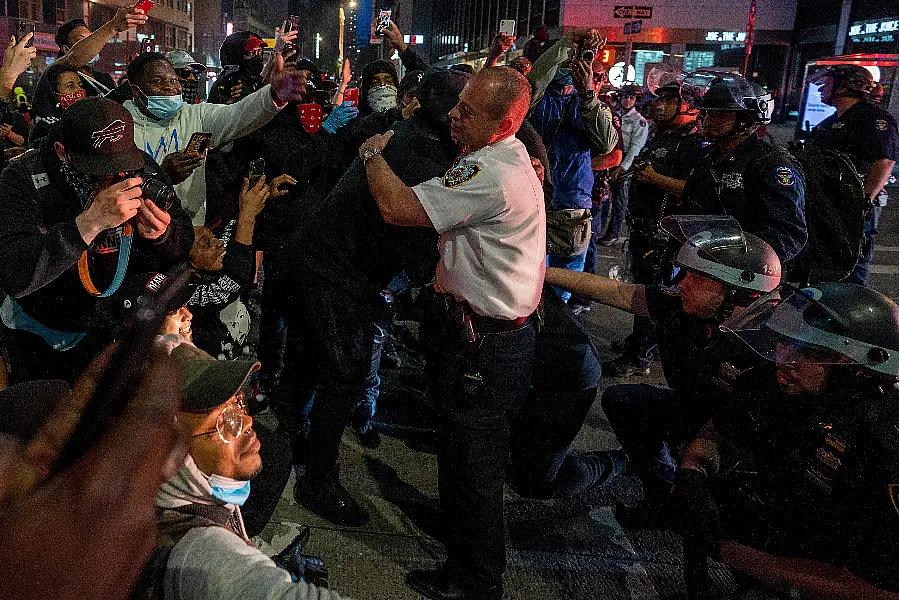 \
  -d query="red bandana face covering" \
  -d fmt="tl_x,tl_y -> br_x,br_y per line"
59,89 -> 87,110
298,102 -> 323,134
